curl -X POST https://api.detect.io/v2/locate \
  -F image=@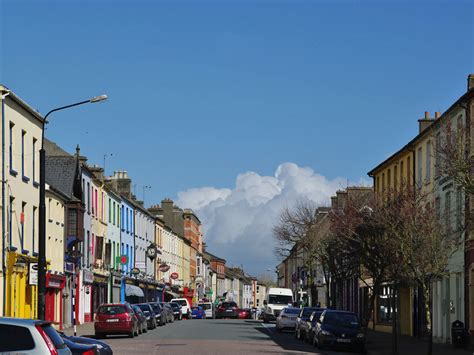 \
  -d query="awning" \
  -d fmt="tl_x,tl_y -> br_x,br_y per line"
125,284 -> 144,297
